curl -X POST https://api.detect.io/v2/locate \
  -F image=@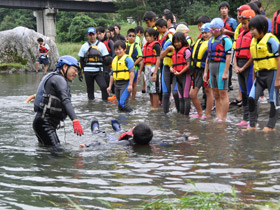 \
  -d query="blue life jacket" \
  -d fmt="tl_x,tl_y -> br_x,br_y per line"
208,35 -> 227,62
